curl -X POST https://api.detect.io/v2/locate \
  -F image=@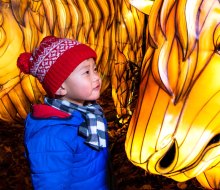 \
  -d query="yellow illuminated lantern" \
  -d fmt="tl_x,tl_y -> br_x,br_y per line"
125,0 -> 220,189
